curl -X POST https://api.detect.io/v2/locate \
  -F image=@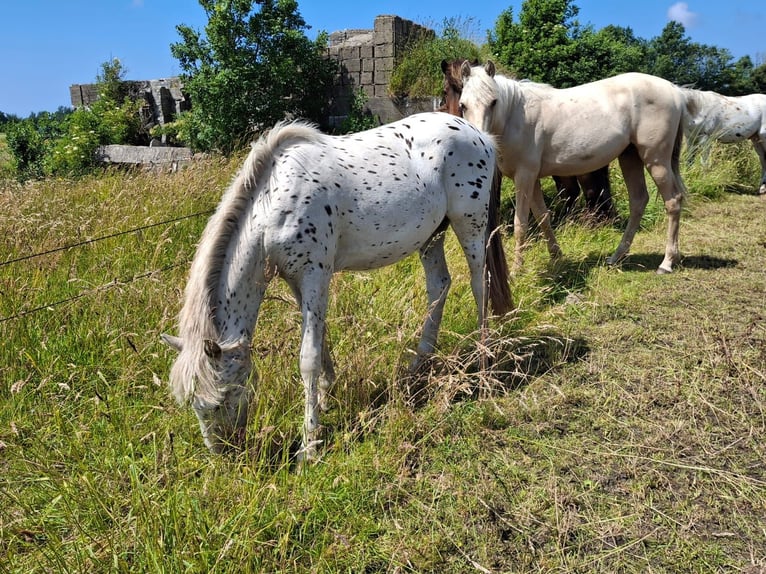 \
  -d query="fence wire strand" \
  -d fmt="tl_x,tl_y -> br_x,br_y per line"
0,210 -> 213,323
0,209 -> 213,269
0,263 -> 187,324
